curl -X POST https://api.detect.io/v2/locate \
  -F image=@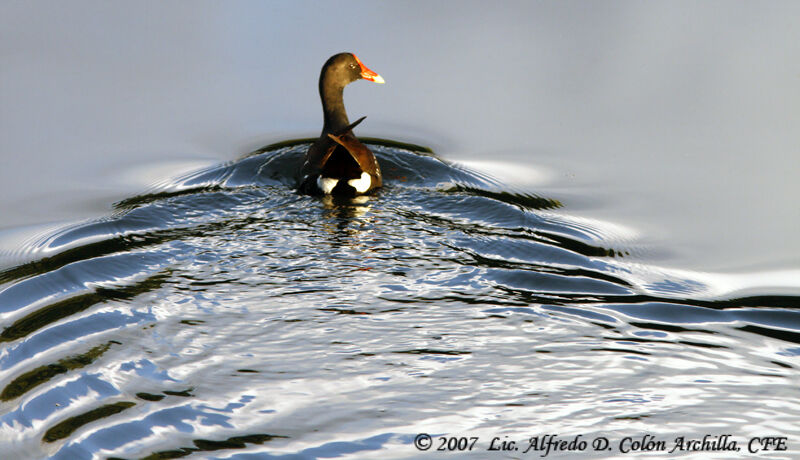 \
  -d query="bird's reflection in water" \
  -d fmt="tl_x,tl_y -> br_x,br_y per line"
319,194 -> 375,247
